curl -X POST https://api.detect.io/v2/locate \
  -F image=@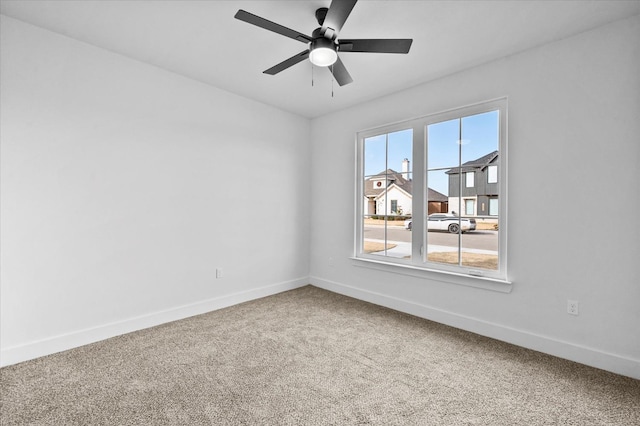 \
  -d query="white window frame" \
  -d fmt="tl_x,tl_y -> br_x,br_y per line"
354,98 -> 509,289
